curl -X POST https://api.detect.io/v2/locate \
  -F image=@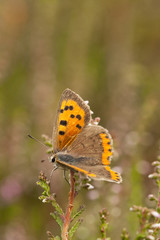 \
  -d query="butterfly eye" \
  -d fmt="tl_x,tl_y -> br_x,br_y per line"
51,156 -> 56,163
